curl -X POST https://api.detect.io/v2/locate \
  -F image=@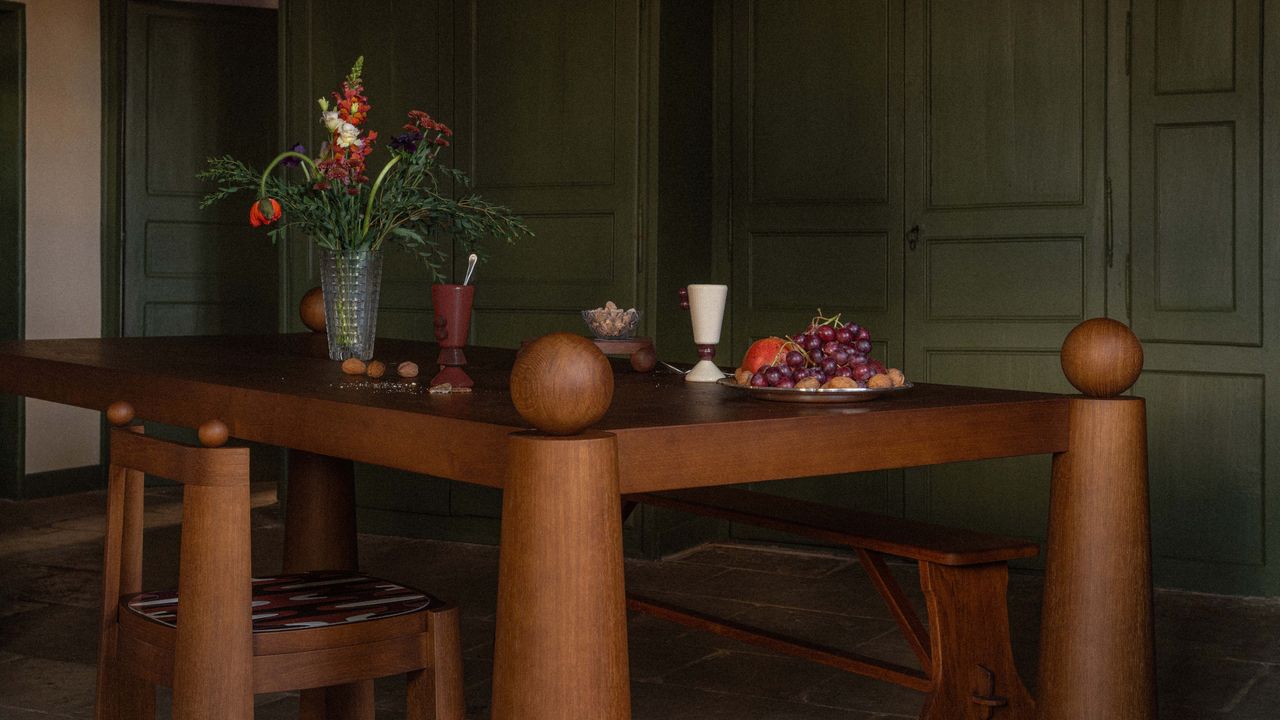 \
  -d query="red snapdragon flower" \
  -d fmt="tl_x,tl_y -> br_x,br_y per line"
249,197 -> 282,227
336,84 -> 370,126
